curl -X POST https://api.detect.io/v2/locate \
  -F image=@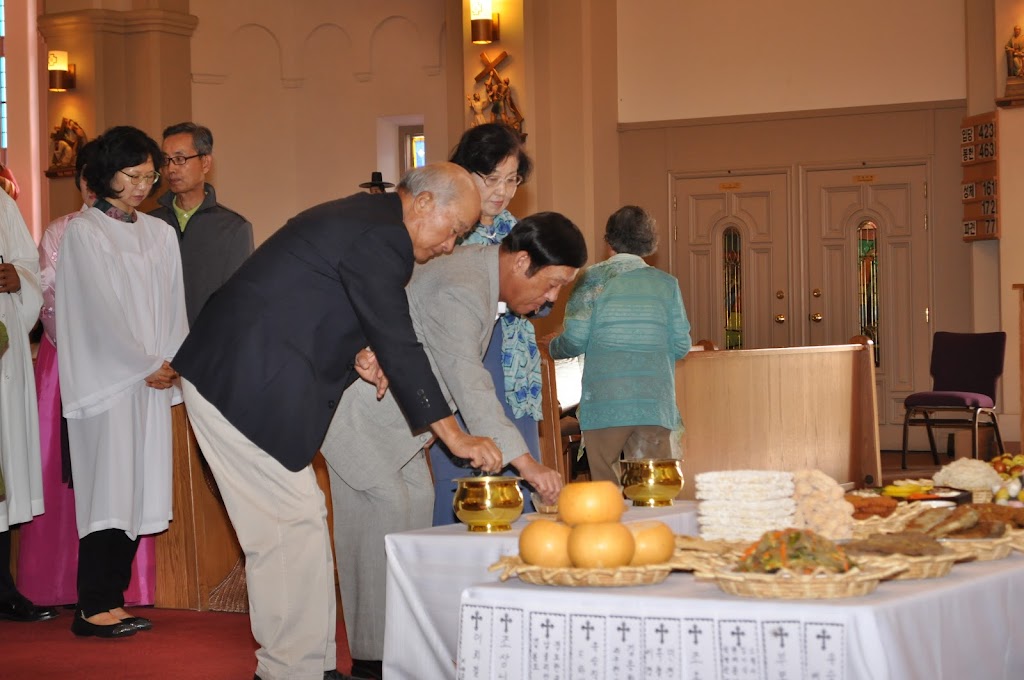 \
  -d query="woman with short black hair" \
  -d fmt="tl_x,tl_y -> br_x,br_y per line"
424,123 -> 560,526
57,125 -> 187,638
